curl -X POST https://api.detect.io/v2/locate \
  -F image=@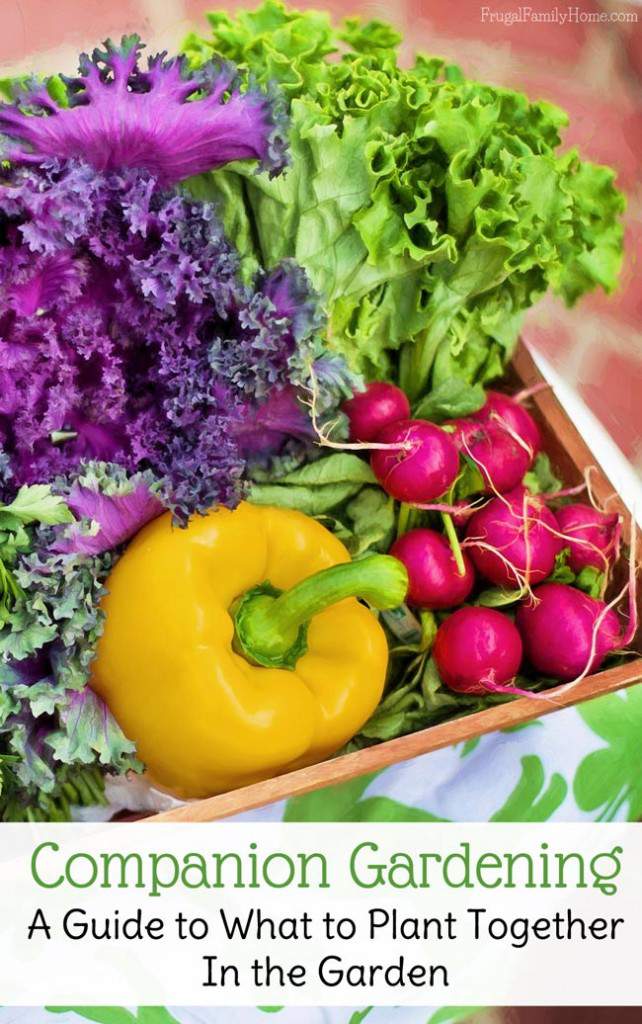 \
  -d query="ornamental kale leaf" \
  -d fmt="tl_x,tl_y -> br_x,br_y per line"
0,36 -> 288,183
0,468 -> 151,811
0,160 -> 339,524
